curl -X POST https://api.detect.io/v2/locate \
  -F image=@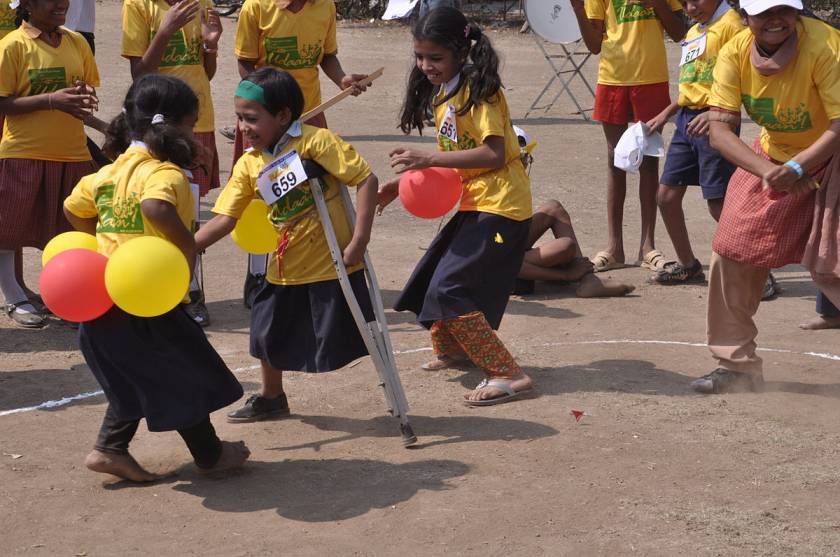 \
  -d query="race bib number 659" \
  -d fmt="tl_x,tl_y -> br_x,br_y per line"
256,149 -> 309,206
